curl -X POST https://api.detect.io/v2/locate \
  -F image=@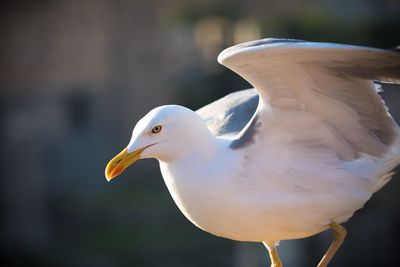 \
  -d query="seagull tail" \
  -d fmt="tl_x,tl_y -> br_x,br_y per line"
372,139 -> 400,192
373,171 -> 395,192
